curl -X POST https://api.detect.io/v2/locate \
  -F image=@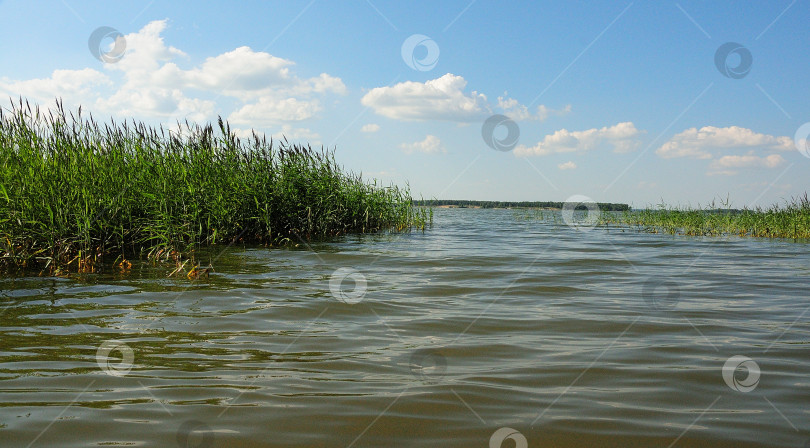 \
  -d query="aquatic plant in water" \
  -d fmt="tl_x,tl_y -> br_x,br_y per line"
0,99 -> 430,273
603,196 -> 810,239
